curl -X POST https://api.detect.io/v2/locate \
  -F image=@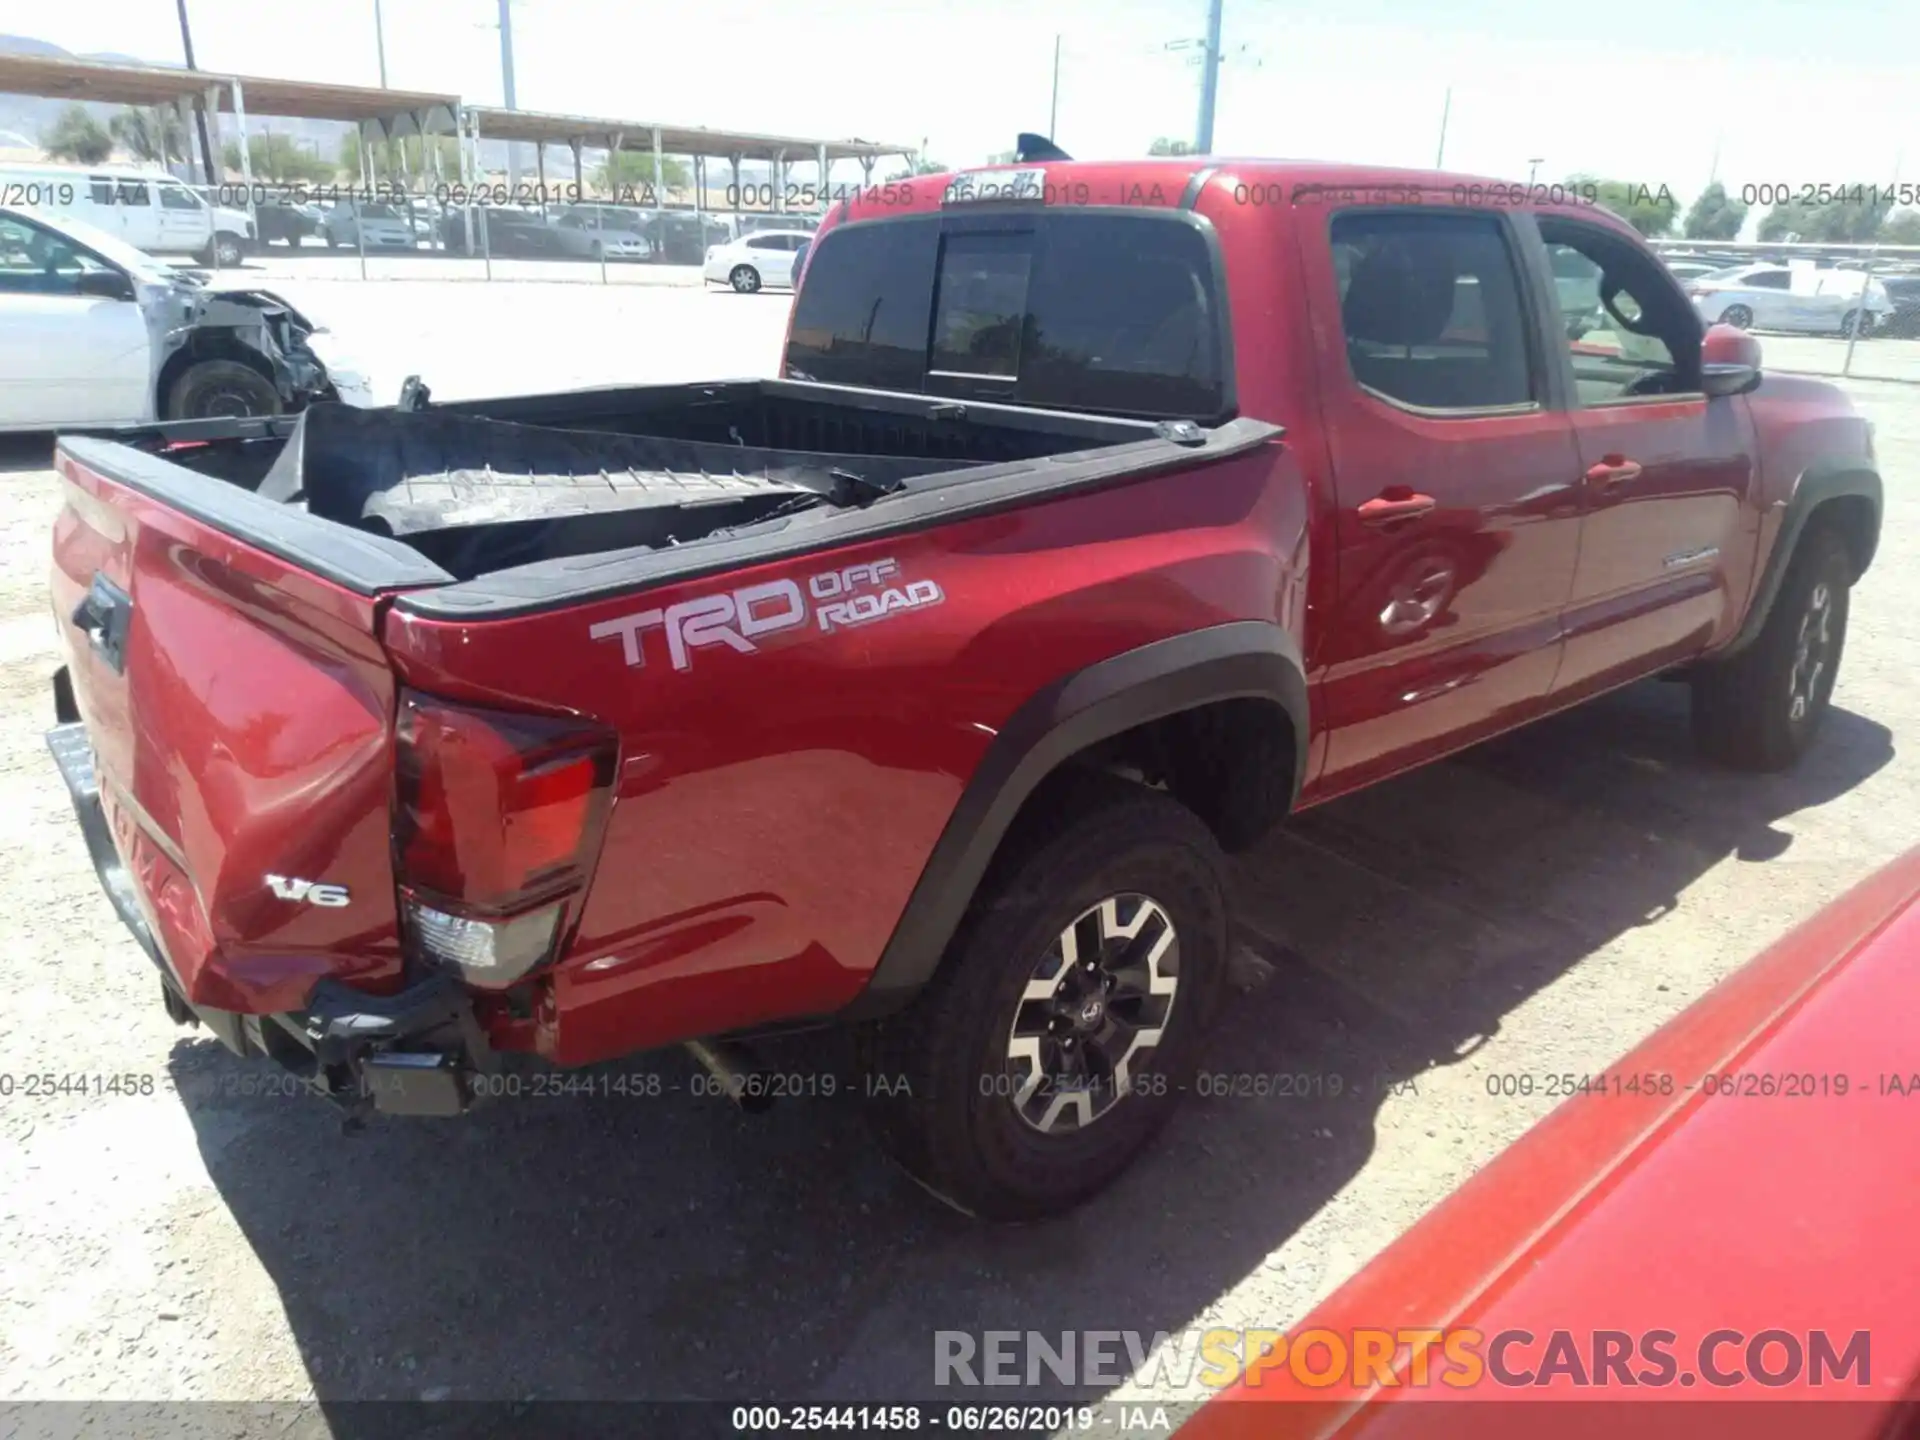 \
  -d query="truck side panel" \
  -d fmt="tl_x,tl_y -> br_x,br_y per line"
1190,173 -> 1345,795
381,448 -> 1308,1065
